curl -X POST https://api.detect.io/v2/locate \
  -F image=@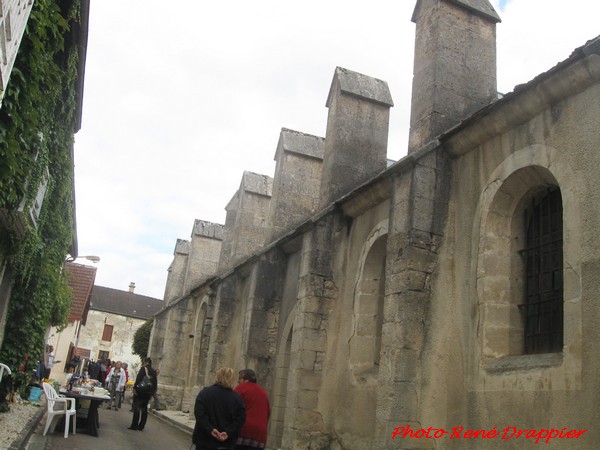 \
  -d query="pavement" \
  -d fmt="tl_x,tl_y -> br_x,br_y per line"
21,400 -> 196,450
